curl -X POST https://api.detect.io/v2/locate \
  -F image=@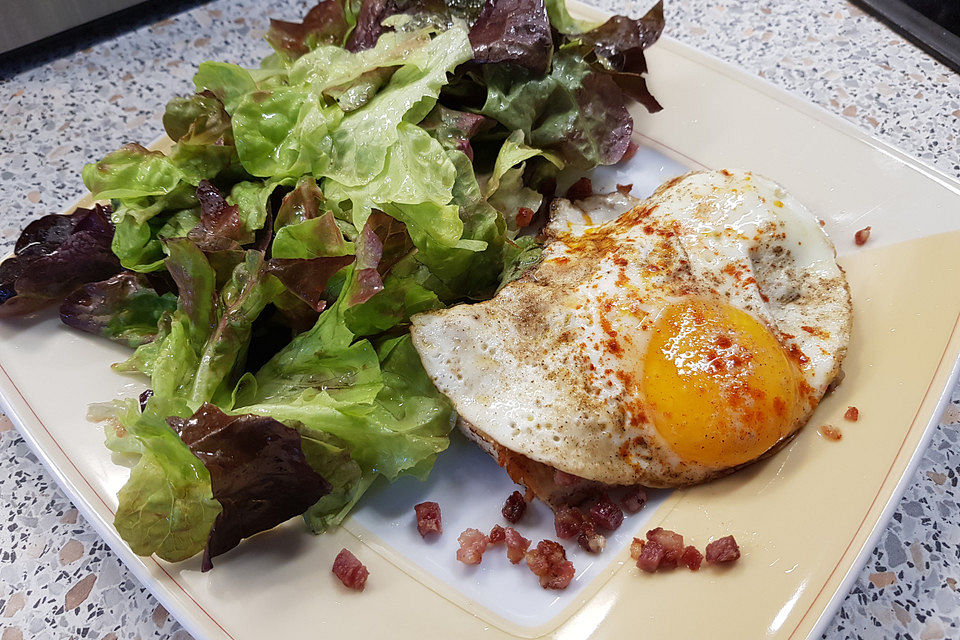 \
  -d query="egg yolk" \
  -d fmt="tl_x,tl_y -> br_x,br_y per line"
642,299 -> 804,468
